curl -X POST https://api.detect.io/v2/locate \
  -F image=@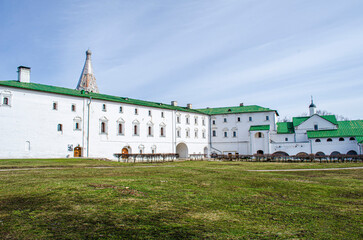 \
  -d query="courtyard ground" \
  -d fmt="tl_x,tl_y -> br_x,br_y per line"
0,159 -> 362,239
